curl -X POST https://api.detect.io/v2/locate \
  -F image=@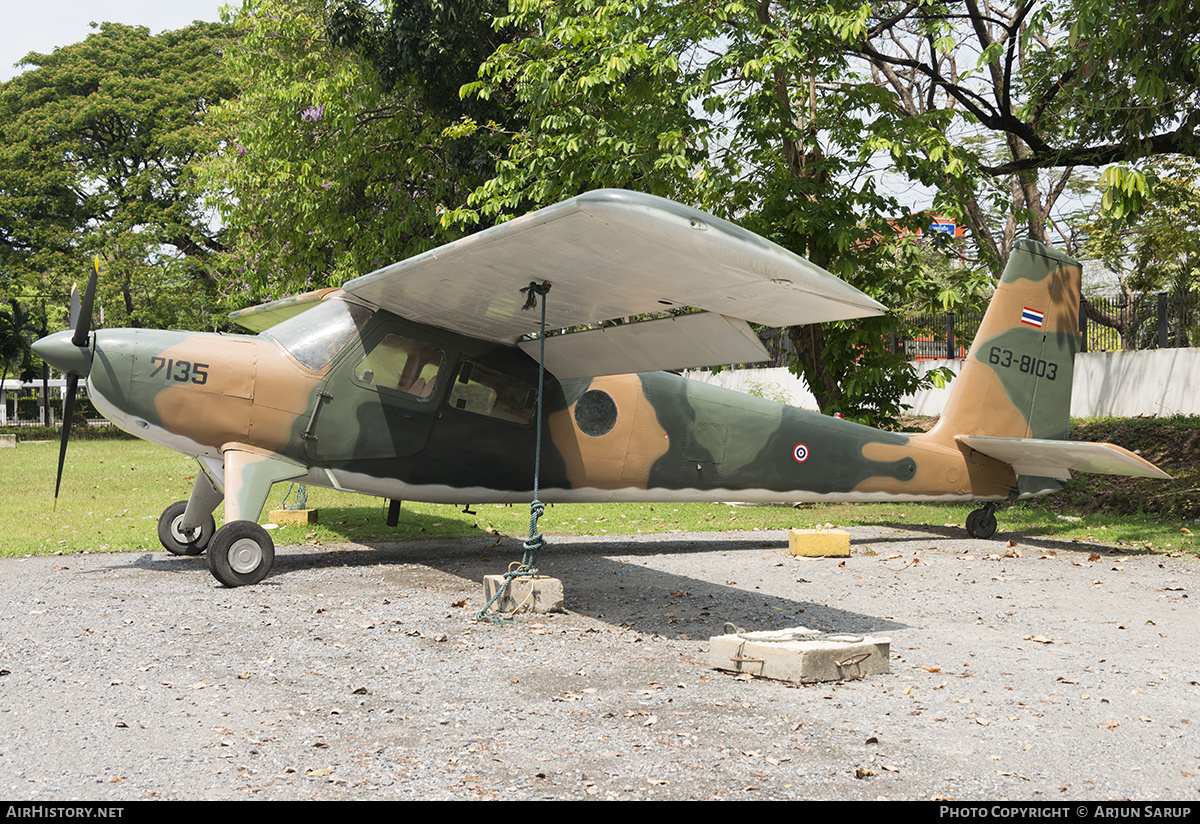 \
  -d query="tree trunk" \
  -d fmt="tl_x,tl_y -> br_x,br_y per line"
785,322 -> 843,411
